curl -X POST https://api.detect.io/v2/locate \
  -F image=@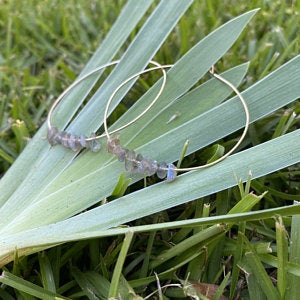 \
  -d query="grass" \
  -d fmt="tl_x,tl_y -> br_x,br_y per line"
0,0 -> 299,299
